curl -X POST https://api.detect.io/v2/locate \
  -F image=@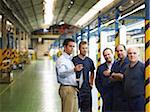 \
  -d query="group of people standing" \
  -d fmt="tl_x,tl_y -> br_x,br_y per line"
95,45 -> 145,112
56,38 -> 145,112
